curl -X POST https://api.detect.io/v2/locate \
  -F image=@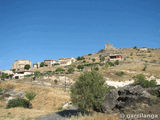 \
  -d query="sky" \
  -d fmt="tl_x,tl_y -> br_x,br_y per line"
0,0 -> 160,70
